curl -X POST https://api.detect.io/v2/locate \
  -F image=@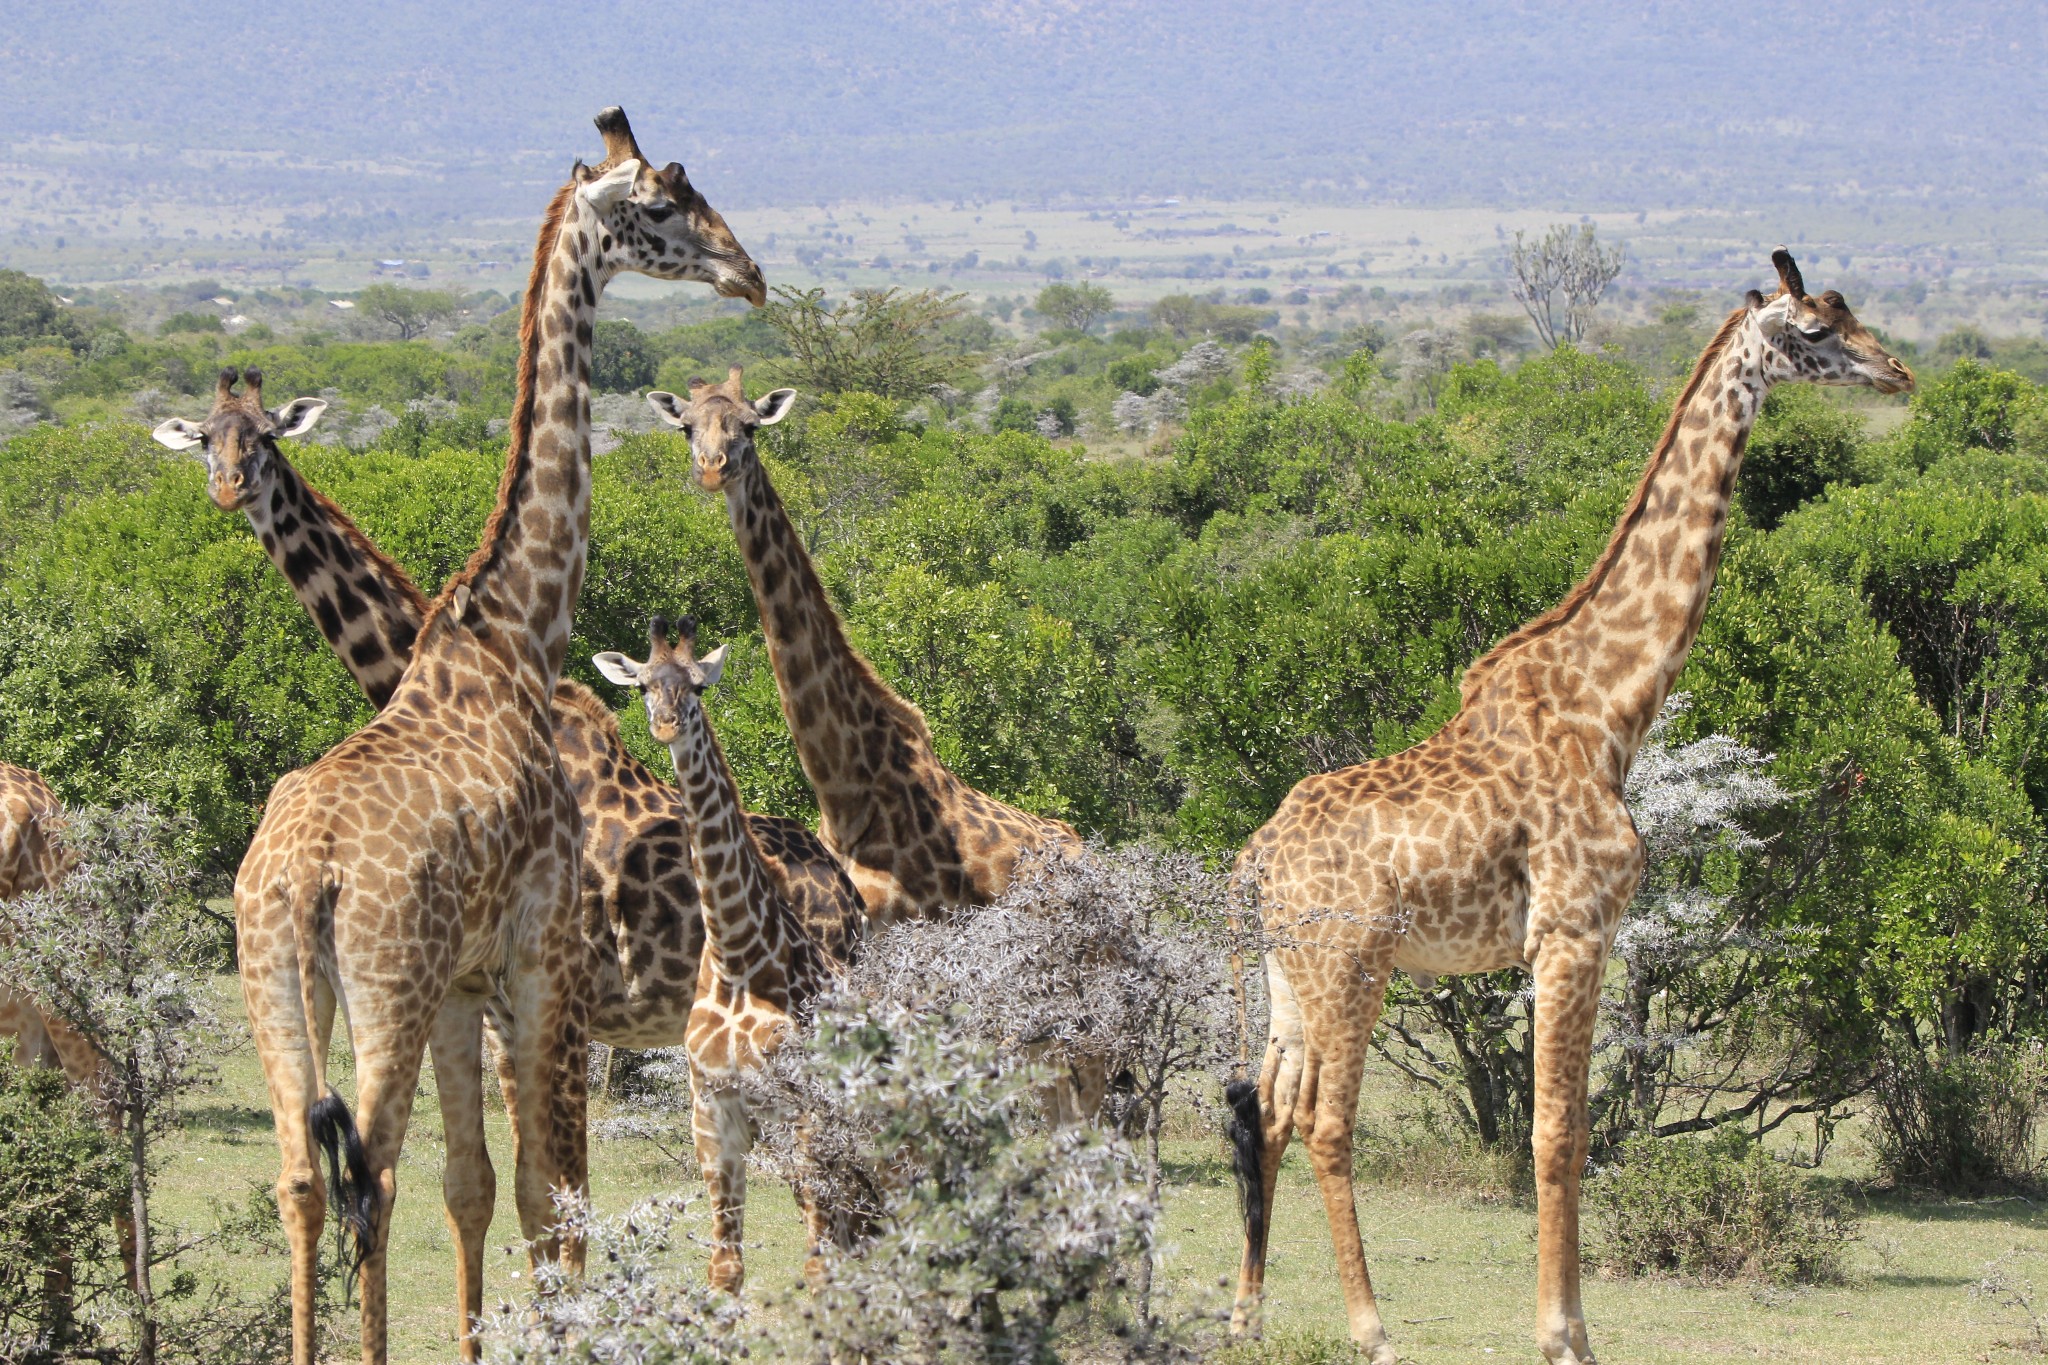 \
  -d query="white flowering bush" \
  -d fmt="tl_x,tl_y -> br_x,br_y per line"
750,996 -> 1155,1364
475,1194 -> 754,1365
